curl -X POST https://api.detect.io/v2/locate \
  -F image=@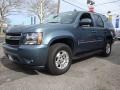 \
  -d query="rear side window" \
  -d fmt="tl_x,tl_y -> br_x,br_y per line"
102,15 -> 108,22
100,15 -> 114,29
93,14 -> 104,27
